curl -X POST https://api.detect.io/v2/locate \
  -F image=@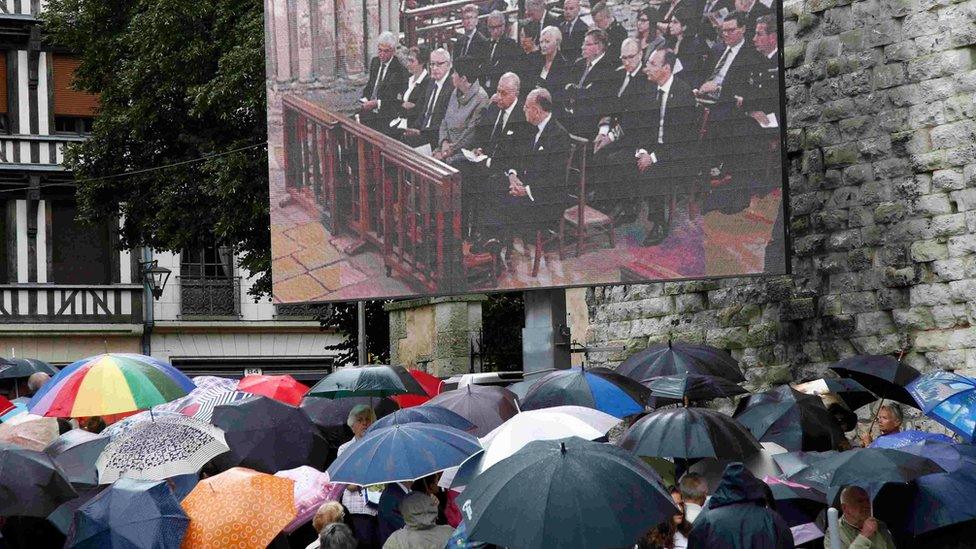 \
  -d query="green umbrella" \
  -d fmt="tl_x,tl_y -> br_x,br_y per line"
307,365 -> 427,399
